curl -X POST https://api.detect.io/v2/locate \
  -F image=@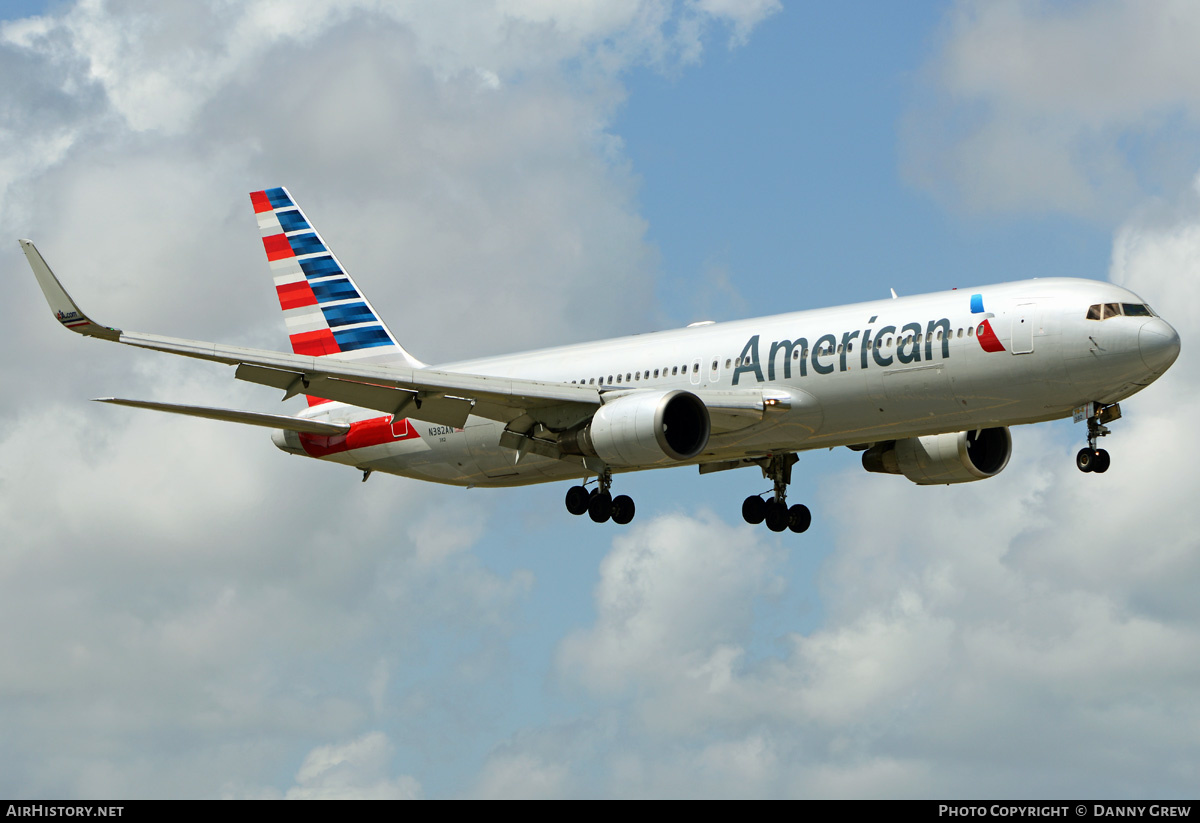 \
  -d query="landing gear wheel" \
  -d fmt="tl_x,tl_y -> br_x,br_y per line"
588,490 -> 612,523
611,495 -> 636,525
787,504 -> 811,534
1077,402 -> 1119,475
742,496 -> 766,525
565,485 -> 590,515
1076,448 -> 1095,473
764,500 -> 789,532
